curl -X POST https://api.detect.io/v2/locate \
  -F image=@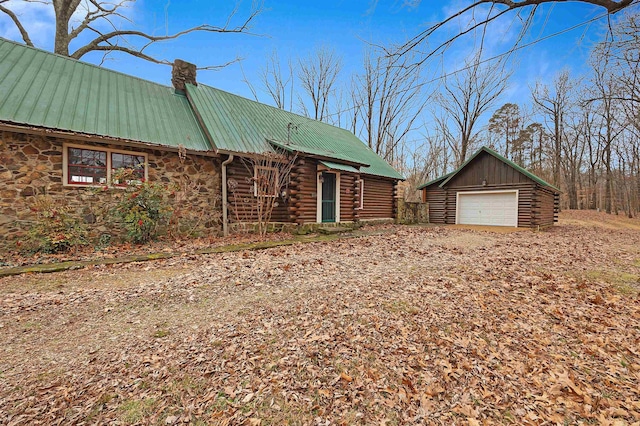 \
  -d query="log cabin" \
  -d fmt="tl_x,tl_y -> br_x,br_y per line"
0,37 -> 402,251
